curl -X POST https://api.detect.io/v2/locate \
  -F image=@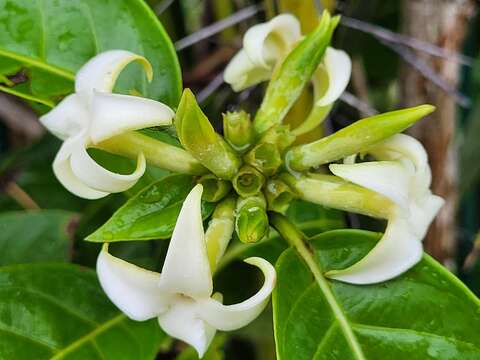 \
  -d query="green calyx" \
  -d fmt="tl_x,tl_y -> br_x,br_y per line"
223,110 -> 254,153
232,165 -> 265,197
